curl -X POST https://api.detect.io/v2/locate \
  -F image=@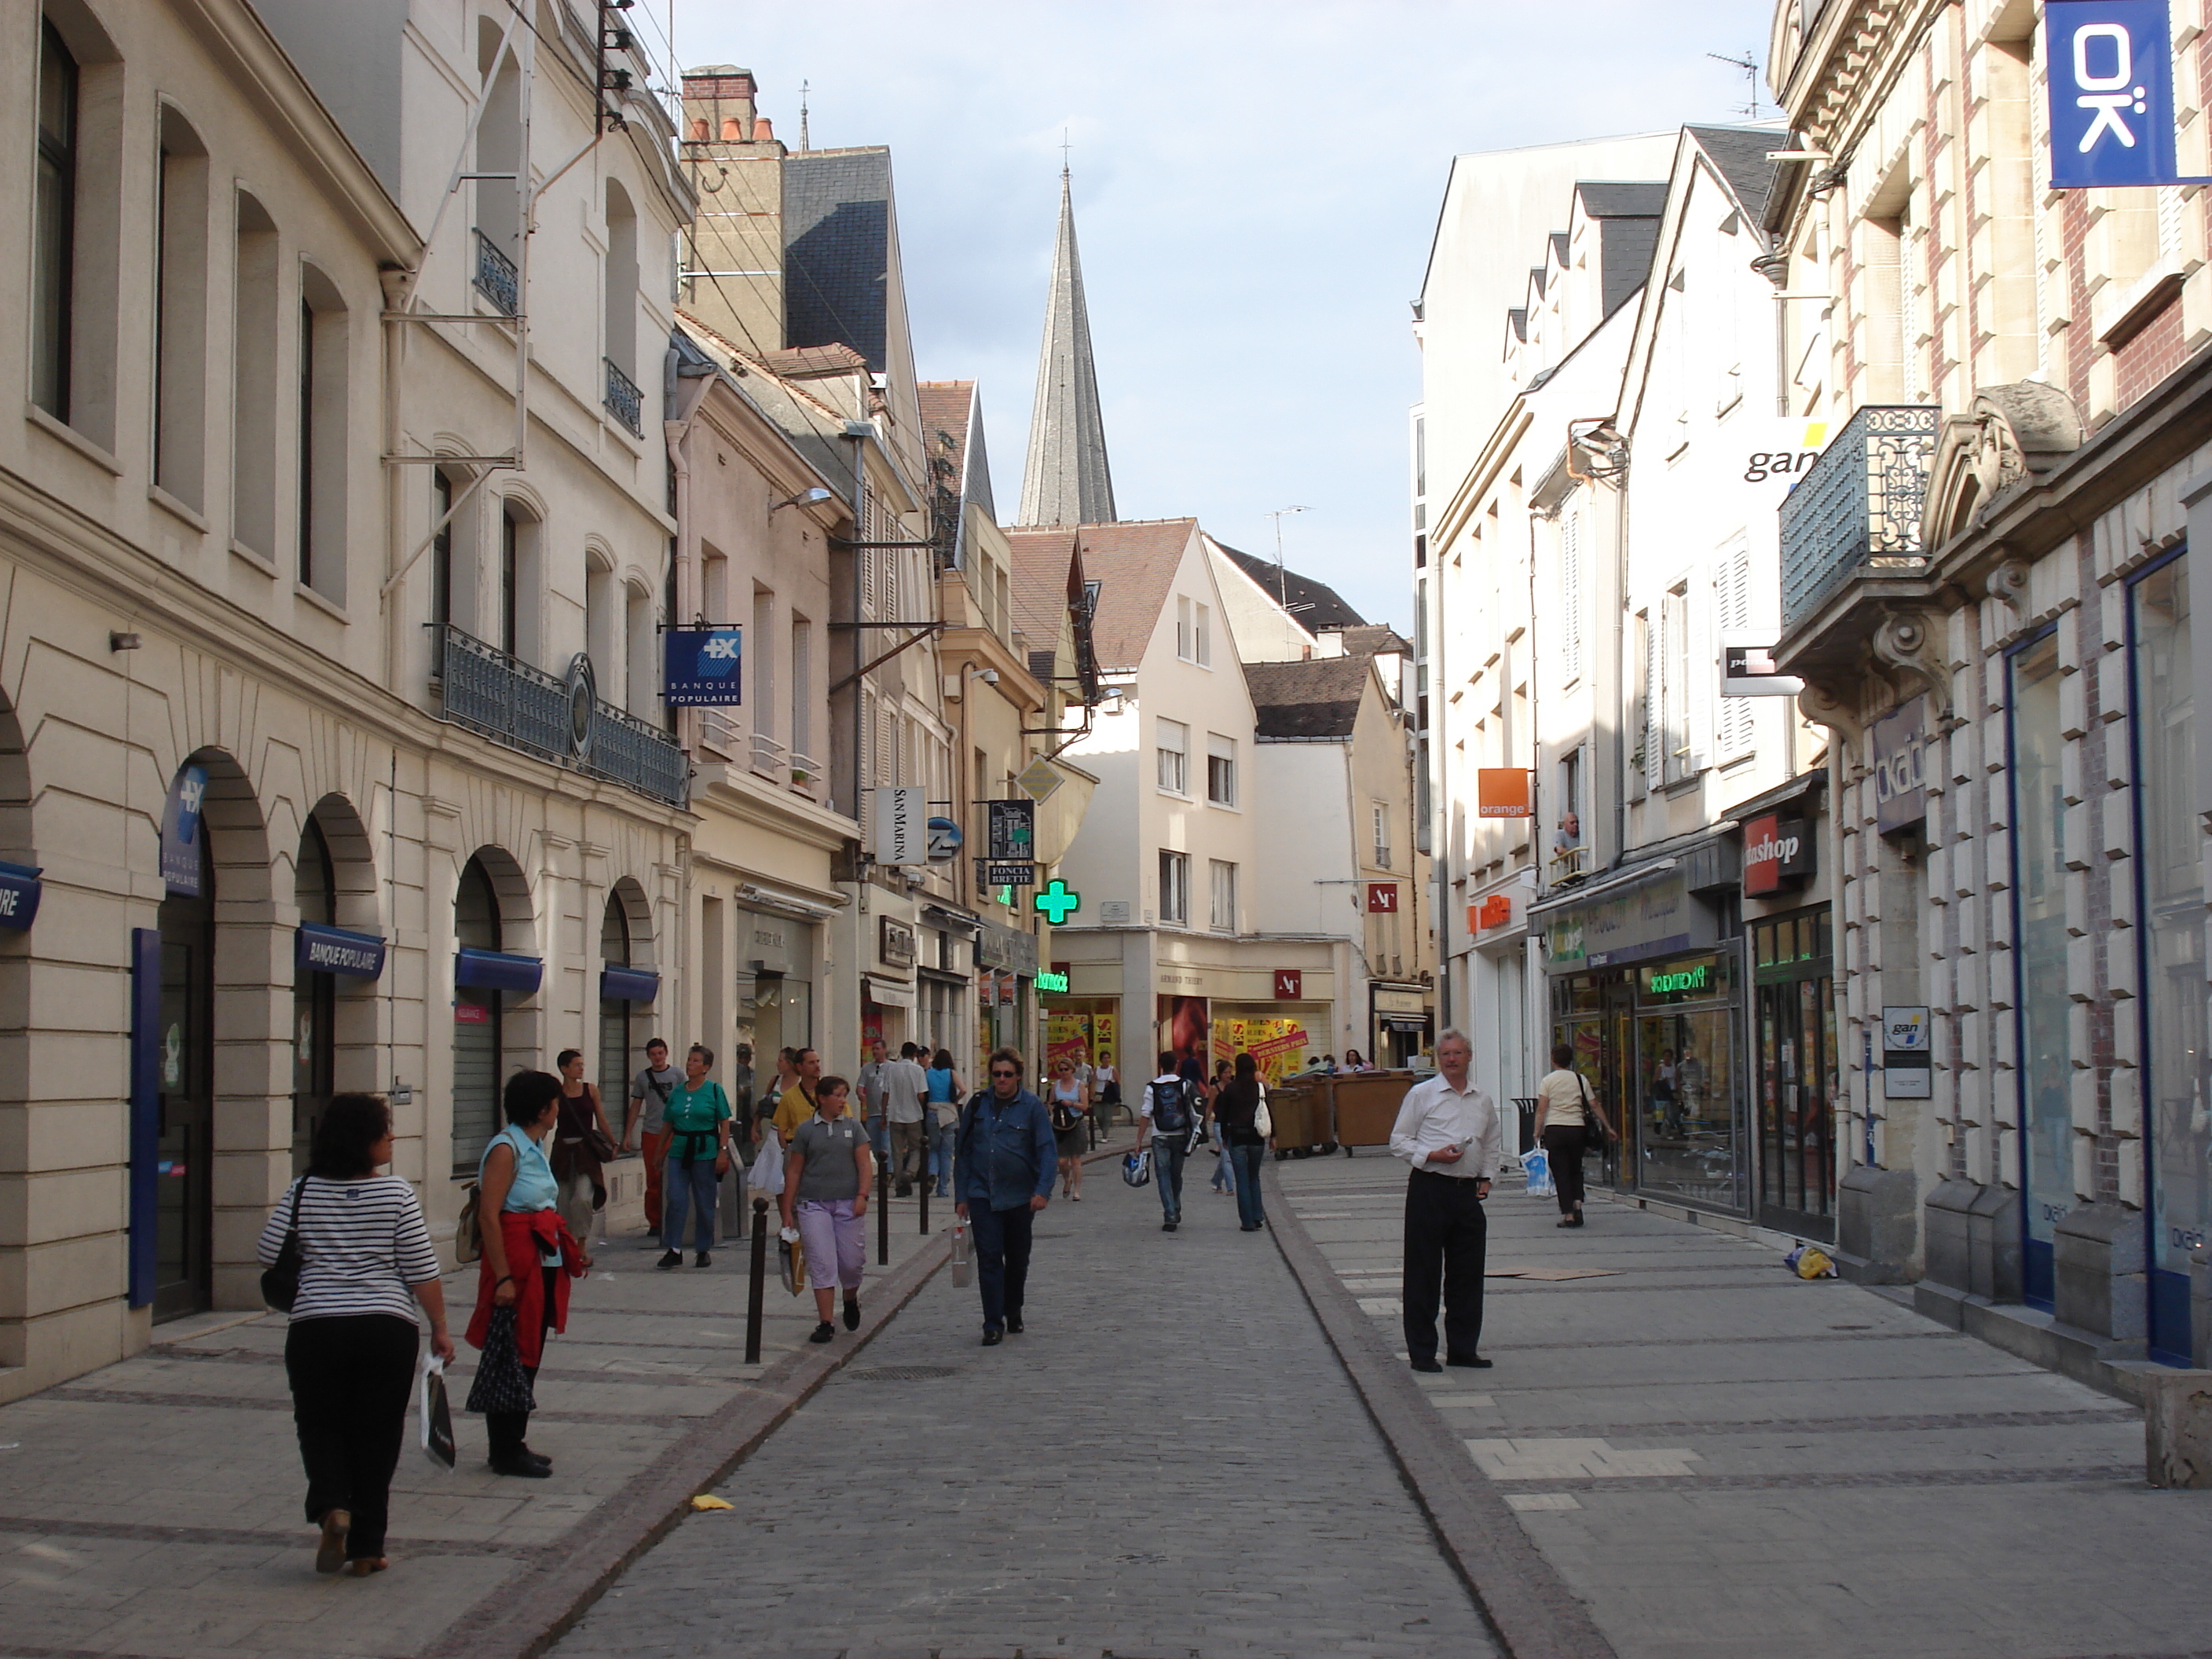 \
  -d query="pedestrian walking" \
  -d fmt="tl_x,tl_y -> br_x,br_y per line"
1533,1042 -> 1617,1229
657,1044 -> 733,1269
1048,1056 -> 1090,1200
925,1048 -> 963,1198
780,1074 -> 873,1344
857,1038 -> 892,1166
954,1048 -> 1057,1345
1136,1050 -> 1199,1230
1092,1049 -> 1119,1130
1388,1029 -> 1500,1374
1207,1058 -> 1236,1196
551,1049 -> 615,1243
1214,1053 -> 1273,1231
623,1038 -> 681,1234
771,1046 -> 823,1148
885,1042 -> 931,1197
259,1093 -> 452,1576
467,1070 -> 591,1478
